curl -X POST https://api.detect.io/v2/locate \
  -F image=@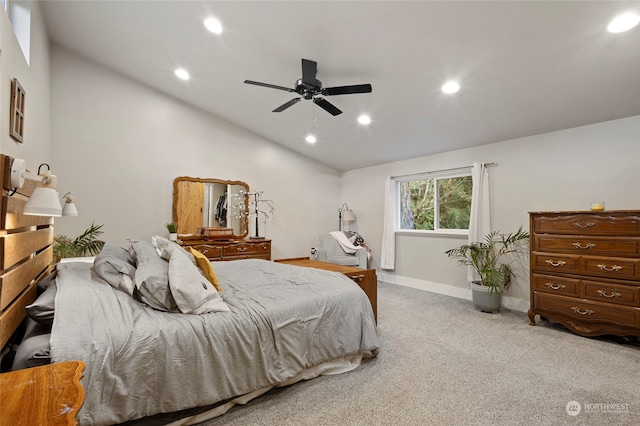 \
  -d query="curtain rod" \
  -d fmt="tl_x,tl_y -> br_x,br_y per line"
391,162 -> 496,180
